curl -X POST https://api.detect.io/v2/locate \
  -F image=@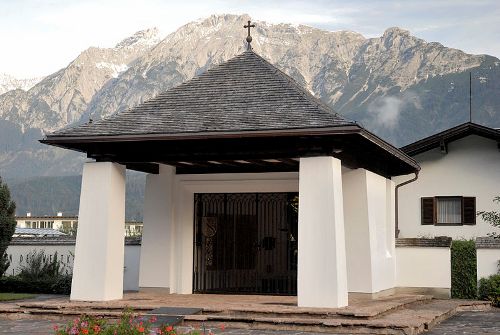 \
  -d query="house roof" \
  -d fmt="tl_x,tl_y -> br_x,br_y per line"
49,50 -> 354,138
401,122 -> 500,156
42,49 -> 419,177
16,216 -> 77,220
14,227 -> 67,237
